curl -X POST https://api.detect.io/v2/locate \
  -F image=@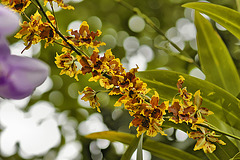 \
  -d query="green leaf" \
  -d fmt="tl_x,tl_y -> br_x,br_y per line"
211,135 -> 240,160
194,11 -> 240,96
237,0 -> 240,12
136,70 -> 240,136
86,131 -> 202,160
230,152 -> 240,160
137,134 -> 143,160
182,2 -> 240,39
206,153 -> 220,160
121,136 -> 139,160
